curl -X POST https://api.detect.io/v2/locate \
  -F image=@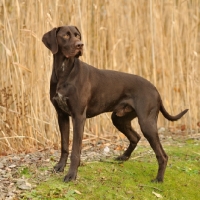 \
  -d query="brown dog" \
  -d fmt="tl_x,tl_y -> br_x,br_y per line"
42,26 -> 188,182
